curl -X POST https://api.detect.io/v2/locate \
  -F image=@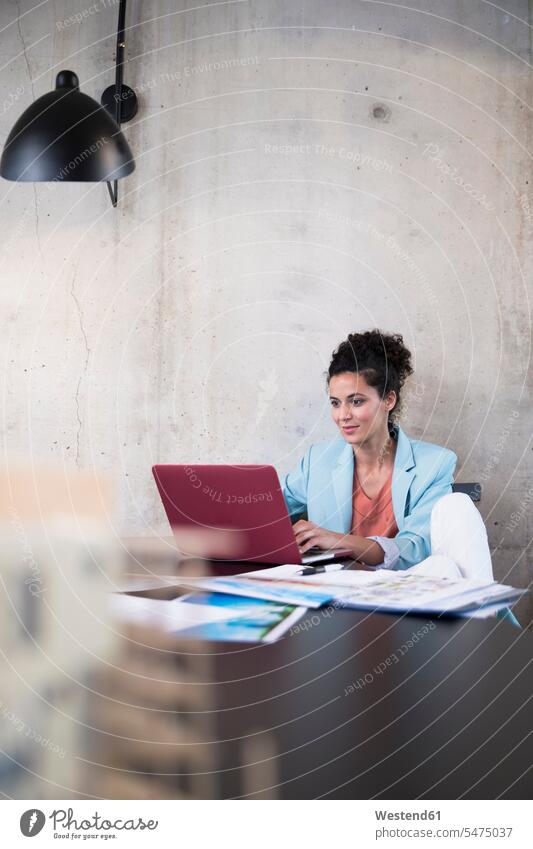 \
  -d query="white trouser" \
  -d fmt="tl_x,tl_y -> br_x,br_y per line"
405,492 -> 494,582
